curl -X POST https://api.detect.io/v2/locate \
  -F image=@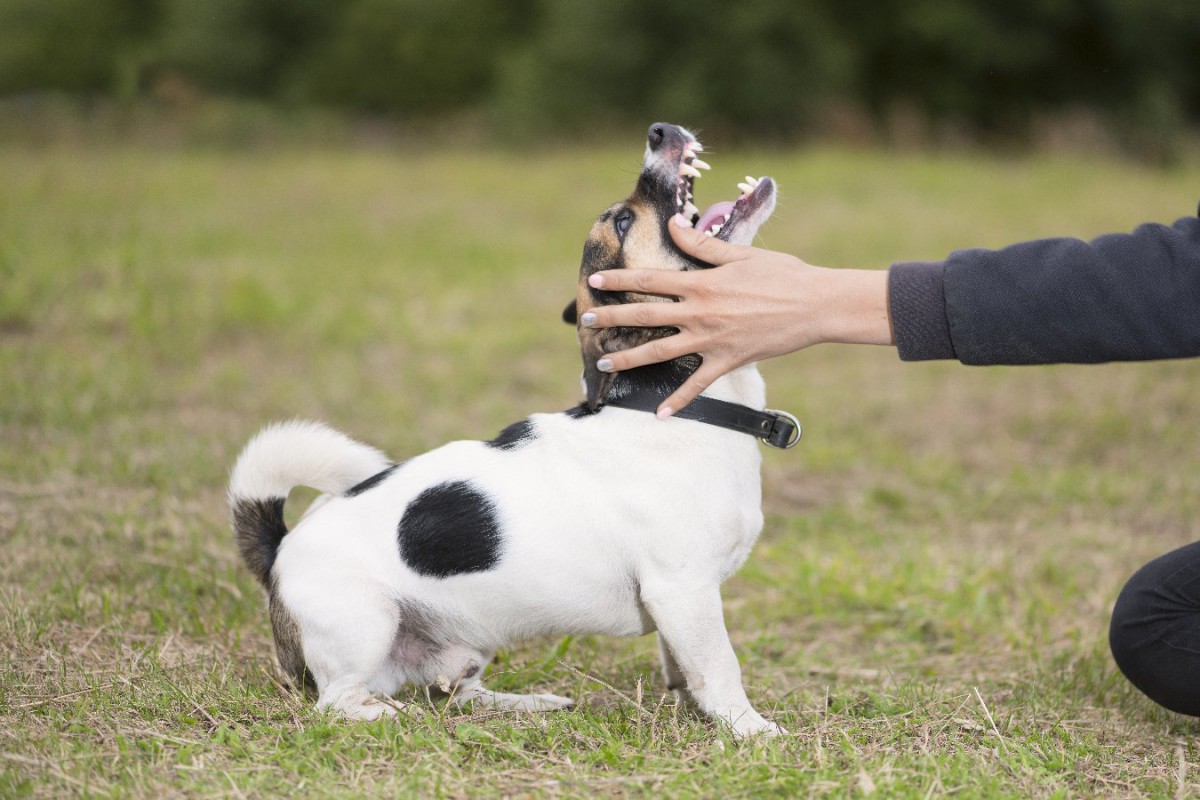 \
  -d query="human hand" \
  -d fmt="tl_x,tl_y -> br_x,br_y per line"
582,218 -> 892,416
